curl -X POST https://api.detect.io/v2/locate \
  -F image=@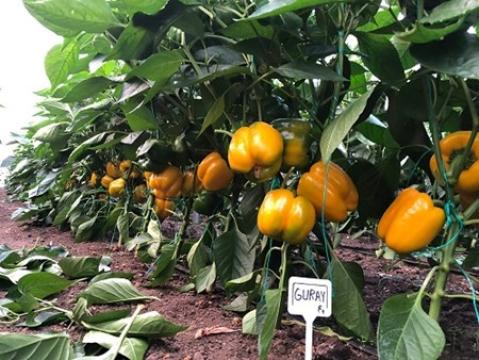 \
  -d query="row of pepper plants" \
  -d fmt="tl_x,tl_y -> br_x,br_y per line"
5,0 -> 479,359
